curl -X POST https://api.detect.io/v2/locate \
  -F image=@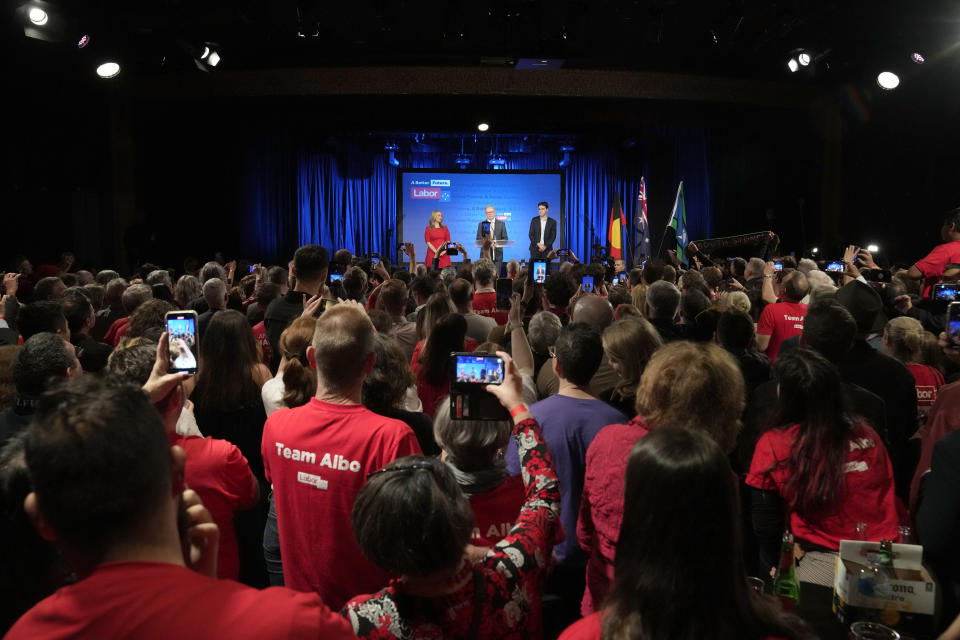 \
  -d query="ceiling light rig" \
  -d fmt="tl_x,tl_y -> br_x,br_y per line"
911,52 -> 924,64
96,61 -> 120,79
